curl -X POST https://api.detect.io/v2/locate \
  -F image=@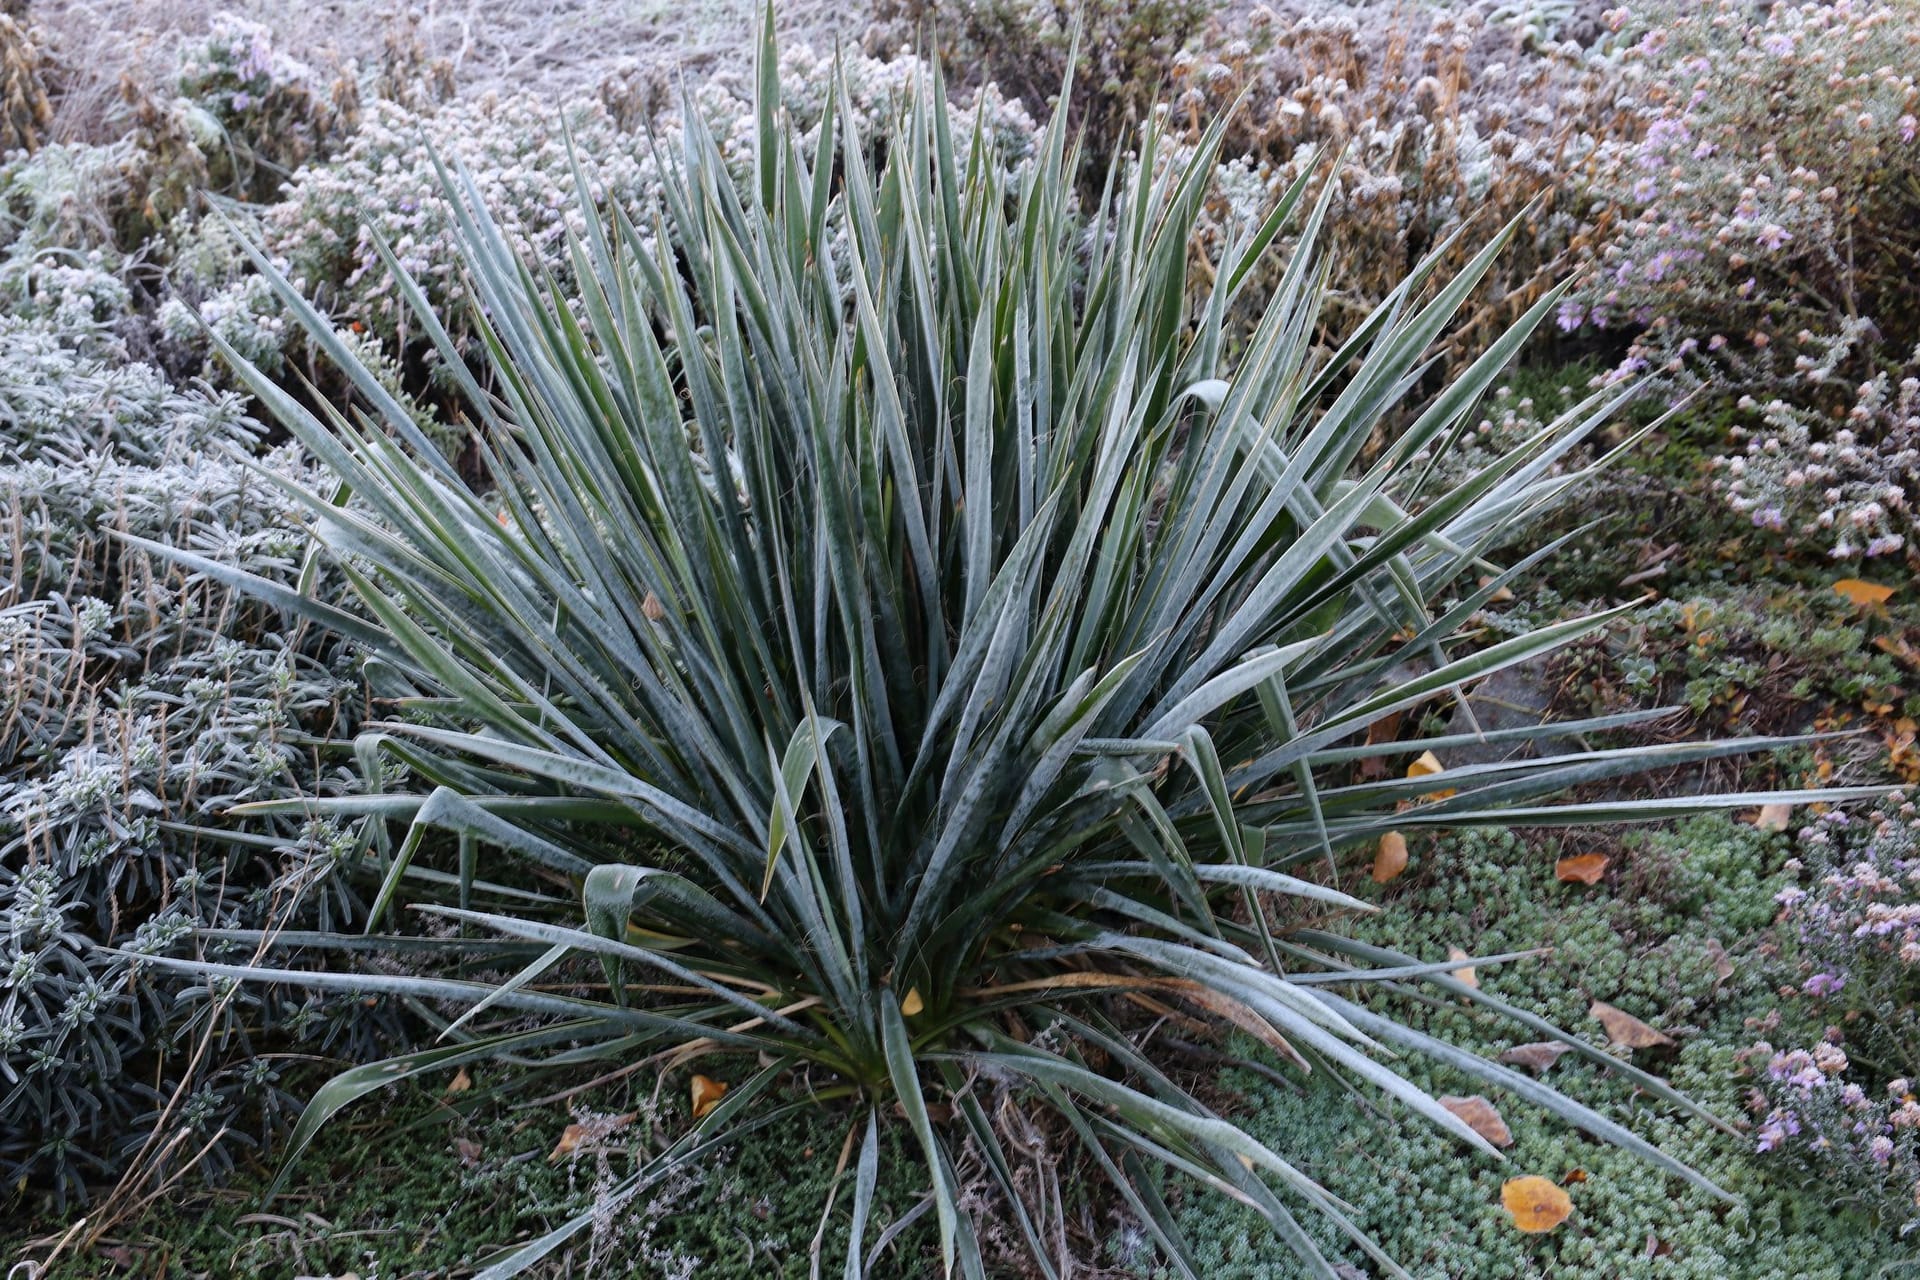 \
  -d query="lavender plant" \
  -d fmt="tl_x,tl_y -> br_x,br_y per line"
0,311 -> 376,1207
